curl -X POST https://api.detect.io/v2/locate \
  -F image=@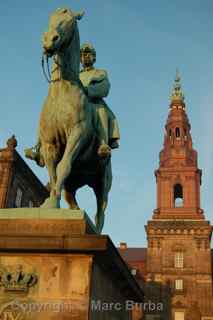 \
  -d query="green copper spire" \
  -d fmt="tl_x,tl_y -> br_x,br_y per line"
170,69 -> 185,103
